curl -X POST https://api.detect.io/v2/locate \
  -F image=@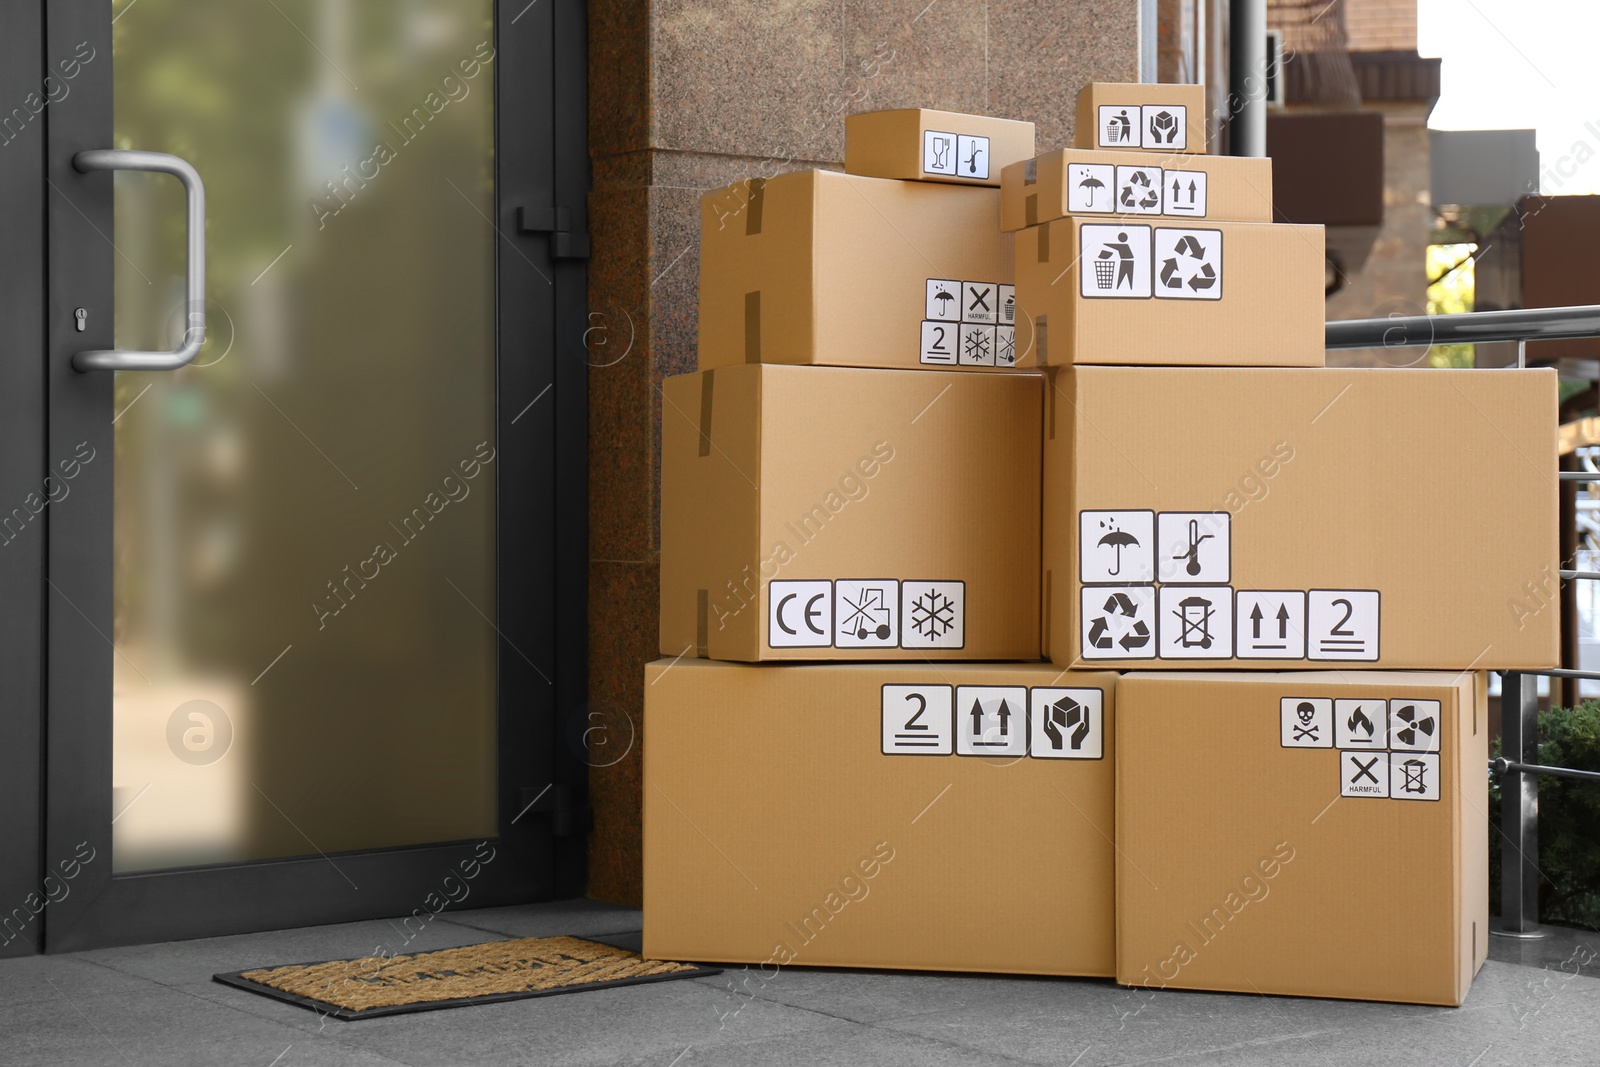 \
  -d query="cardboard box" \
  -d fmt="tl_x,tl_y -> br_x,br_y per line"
999,149 -> 1275,232
1116,670 -> 1488,1006
1013,216 -> 1325,367
845,108 -> 1036,187
661,364 -> 1042,661
698,170 -> 1019,371
1076,82 -> 1208,154
1042,366 -> 1560,671
644,659 -> 1118,976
